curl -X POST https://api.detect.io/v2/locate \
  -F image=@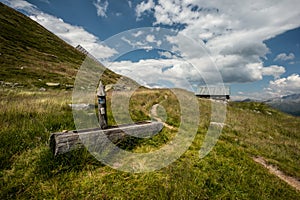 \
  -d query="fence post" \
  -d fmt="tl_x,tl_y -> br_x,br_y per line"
97,81 -> 108,129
